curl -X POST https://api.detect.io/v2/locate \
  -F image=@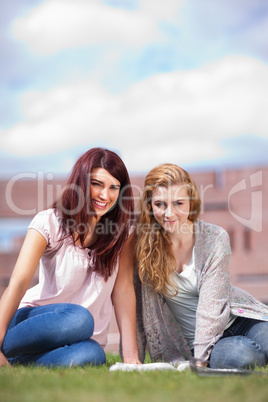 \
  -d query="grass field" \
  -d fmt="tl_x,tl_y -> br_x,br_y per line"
1,354 -> 268,402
